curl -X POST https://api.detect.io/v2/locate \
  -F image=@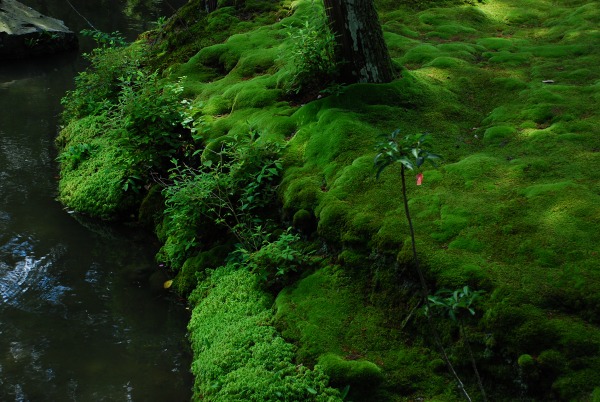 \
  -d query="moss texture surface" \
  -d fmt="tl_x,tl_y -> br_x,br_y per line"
57,0 -> 600,400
